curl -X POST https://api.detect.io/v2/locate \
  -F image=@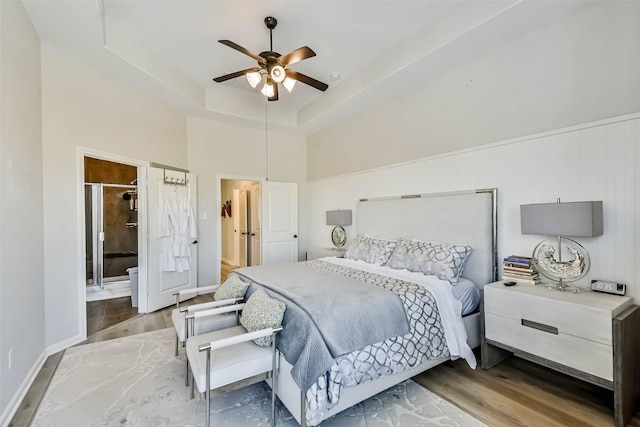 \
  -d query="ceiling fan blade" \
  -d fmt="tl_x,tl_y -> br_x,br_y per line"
268,81 -> 279,102
213,67 -> 261,83
277,46 -> 316,67
286,69 -> 328,92
218,40 -> 266,65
